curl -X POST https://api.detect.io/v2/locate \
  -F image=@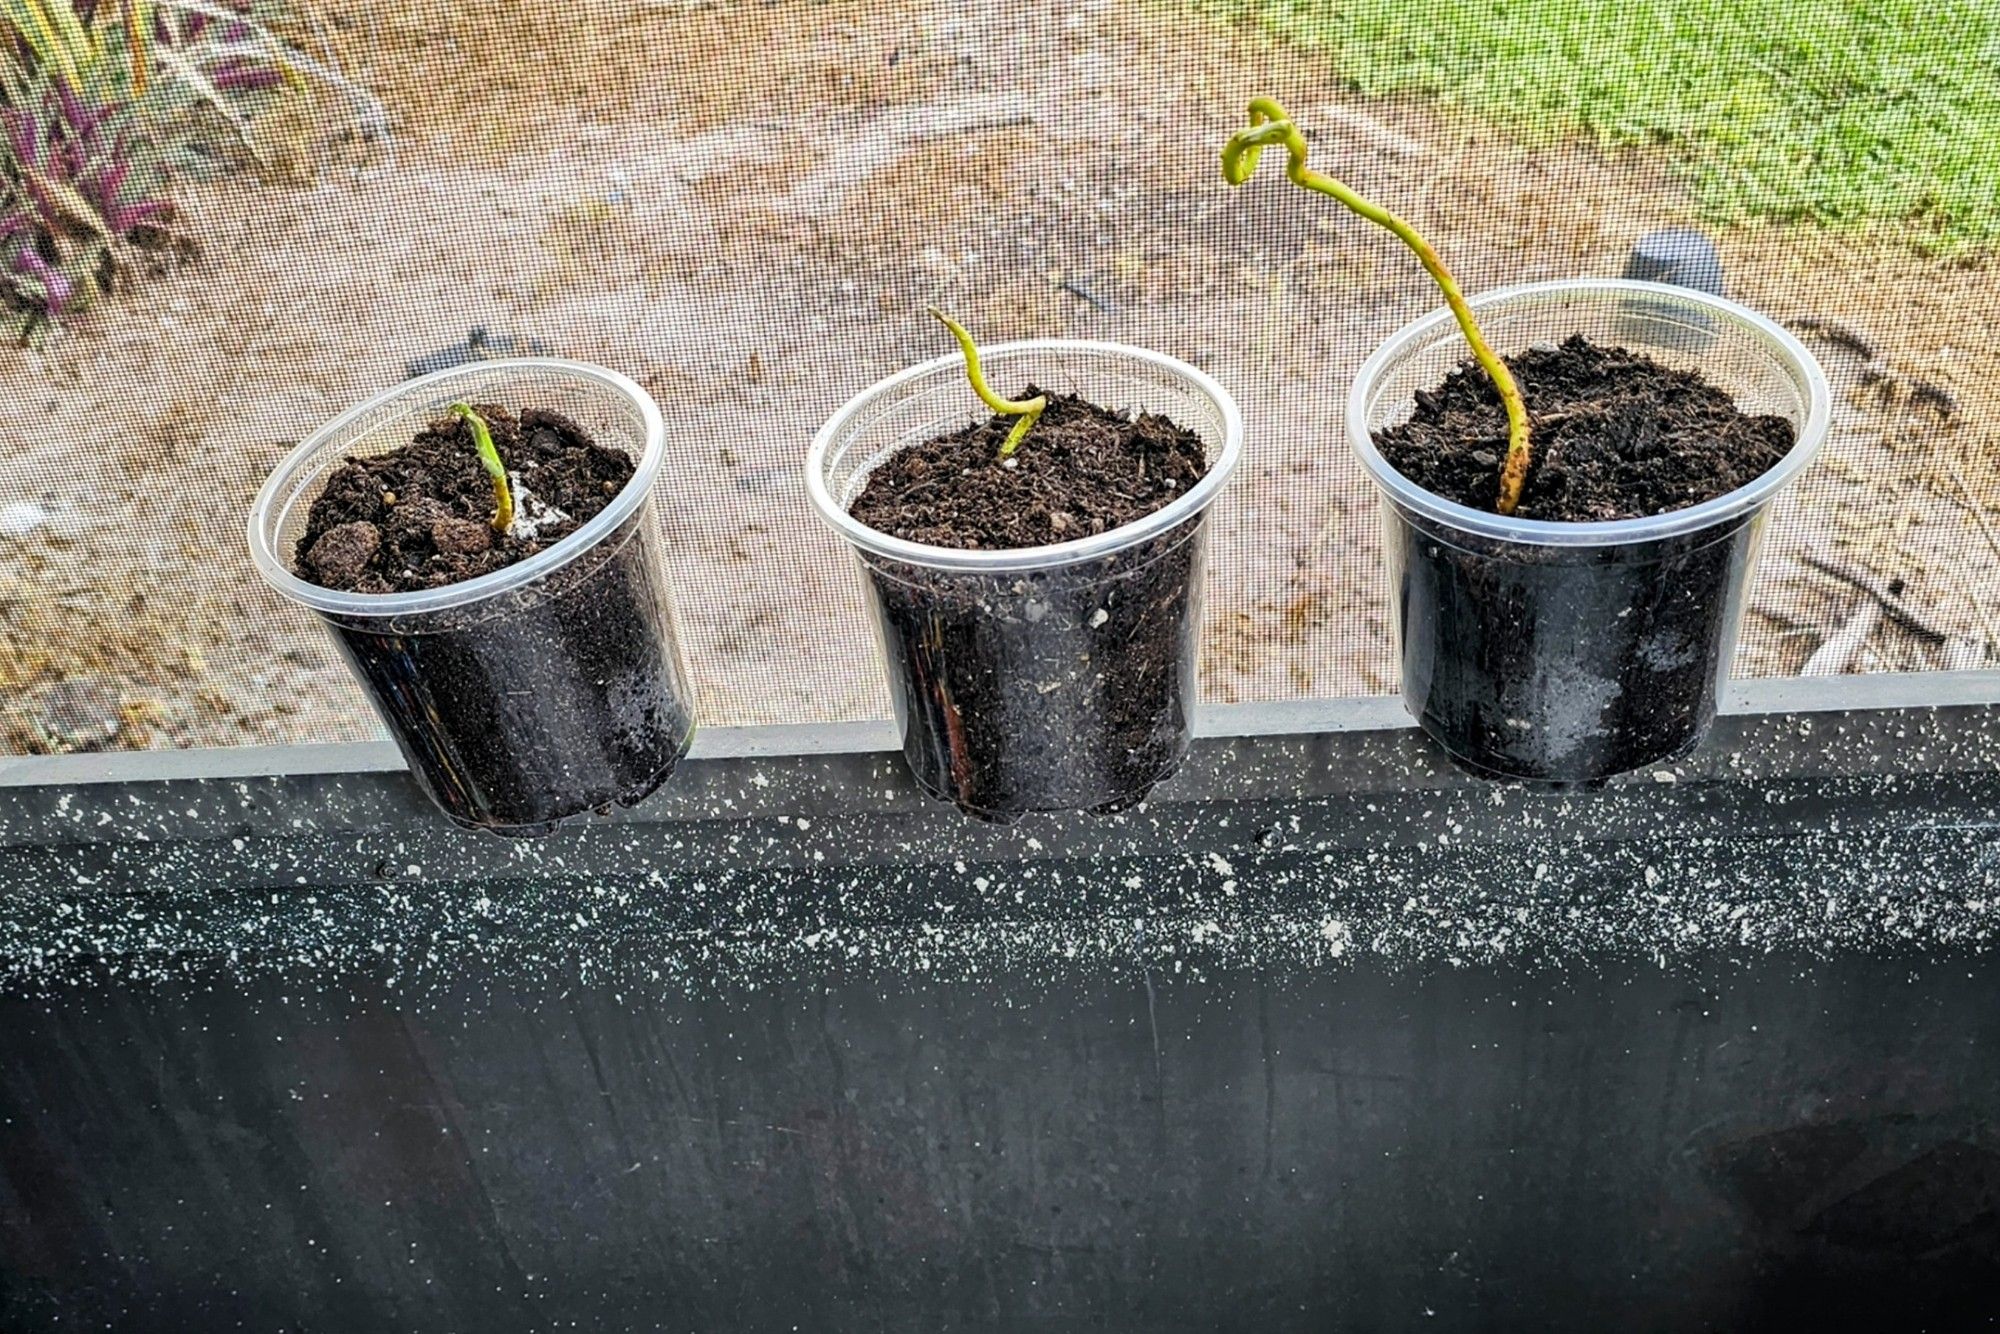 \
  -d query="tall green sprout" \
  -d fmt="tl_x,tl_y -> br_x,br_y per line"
1221,97 -> 1534,516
